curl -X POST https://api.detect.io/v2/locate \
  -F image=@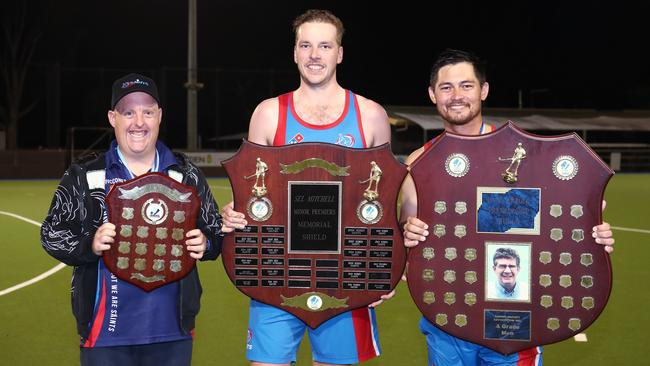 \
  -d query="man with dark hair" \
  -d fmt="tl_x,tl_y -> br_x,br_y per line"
429,48 -> 487,91
400,49 -> 615,366
41,73 -> 223,366
220,9 -> 390,366
488,247 -> 528,300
